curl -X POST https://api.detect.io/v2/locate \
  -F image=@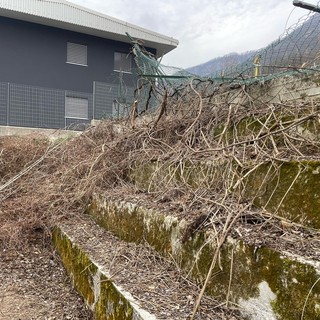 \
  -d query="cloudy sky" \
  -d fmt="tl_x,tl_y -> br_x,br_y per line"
69,0 -> 319,69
